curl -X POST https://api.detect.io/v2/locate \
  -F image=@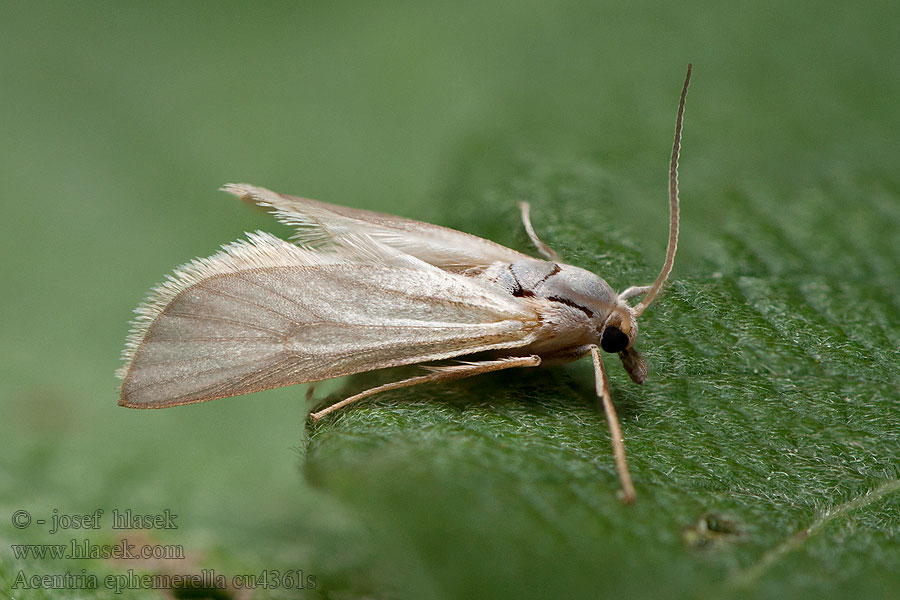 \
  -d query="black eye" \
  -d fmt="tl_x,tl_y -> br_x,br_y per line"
600,326 -> 629,353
